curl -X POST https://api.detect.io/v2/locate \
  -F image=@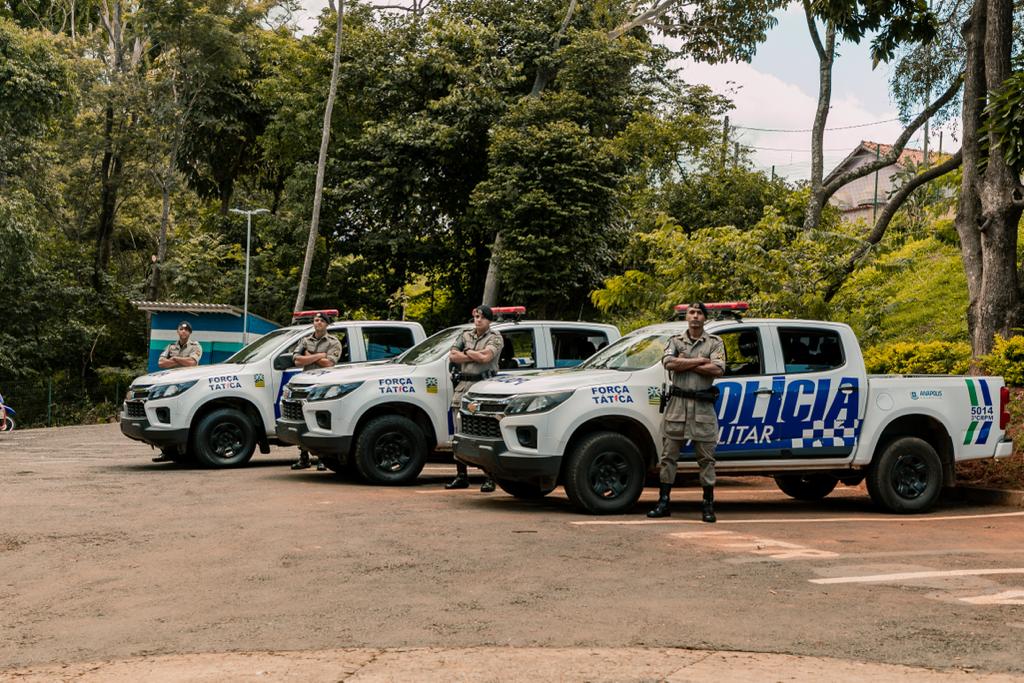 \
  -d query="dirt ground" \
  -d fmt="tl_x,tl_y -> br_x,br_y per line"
2,424 -> 1024,681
